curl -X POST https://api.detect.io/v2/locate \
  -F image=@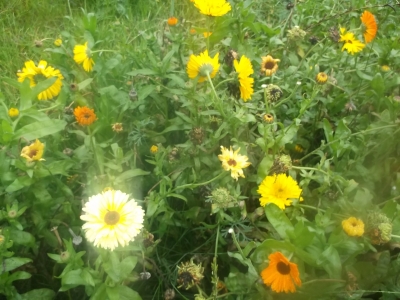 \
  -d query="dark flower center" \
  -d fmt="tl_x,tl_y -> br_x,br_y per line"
277,261 -> 291,275
264,61 -> 275,70
29,149 -> 38,157
228,159 -> 237,166
104,211 -> 120,225
83,113 -> 91,119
